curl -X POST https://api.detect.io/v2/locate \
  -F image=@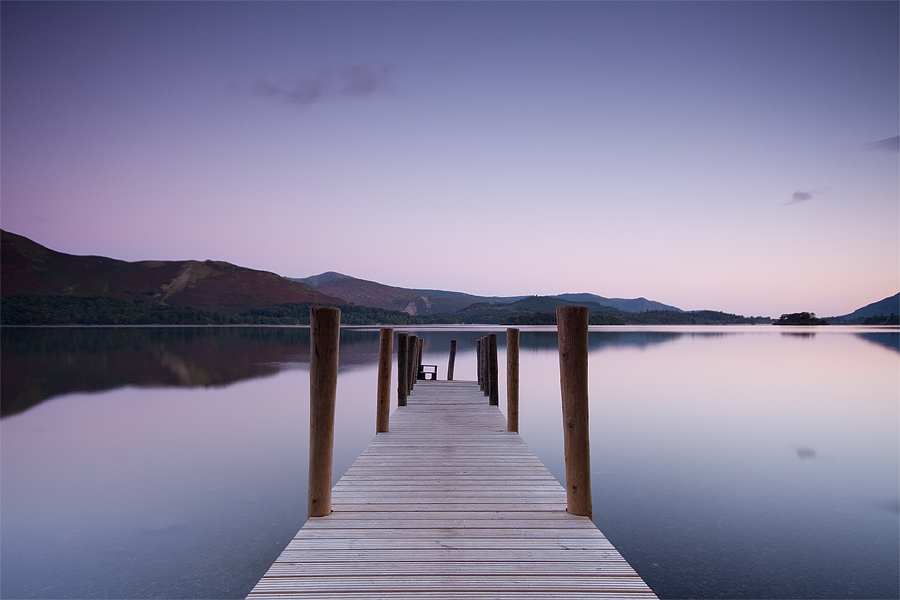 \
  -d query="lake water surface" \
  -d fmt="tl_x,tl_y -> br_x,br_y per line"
1,325 -> 897,599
